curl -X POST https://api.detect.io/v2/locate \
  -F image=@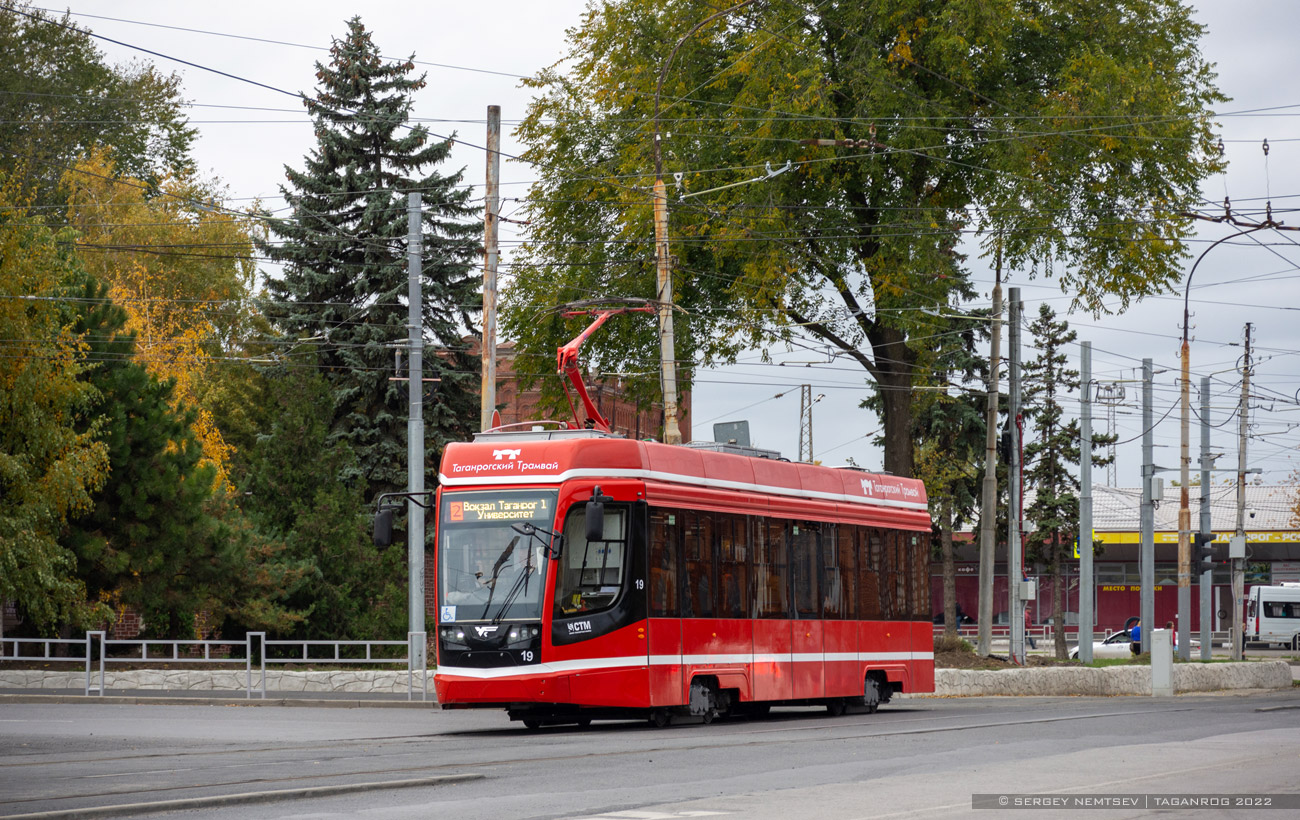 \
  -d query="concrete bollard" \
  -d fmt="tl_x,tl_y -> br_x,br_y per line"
1151,628 -> 1174,696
